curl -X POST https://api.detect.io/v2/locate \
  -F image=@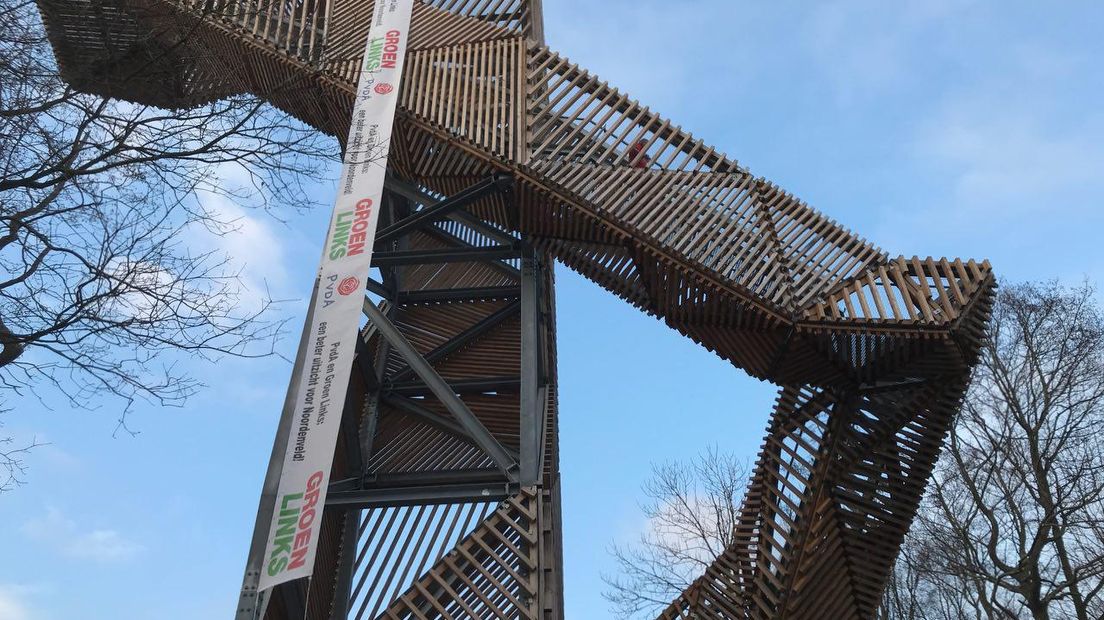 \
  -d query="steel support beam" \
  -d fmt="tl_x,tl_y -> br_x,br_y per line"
375,173 -> 512,245
326,482 -> 520,509
357,351 -> 386,471
520,245 -> 544,486
353,336 -> 380,392
363,277 -> 392,300
385,173 -> 519,246
370,245 -> 520,267
397,285 -> 520,303
328,512 -> 358,620
358,193 -> 411,467
428,226 -> 522,280
387,376 -> 521,396
328,468 -> 508,493
381,394 -> 520,461
449,209 -> 520,246
390,300 -> 520,383
858,378 -> 928,394
359,467 -> 506,488
361,297 -> 519,477
235,282 -> 322,620
381,393 -> 471,439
